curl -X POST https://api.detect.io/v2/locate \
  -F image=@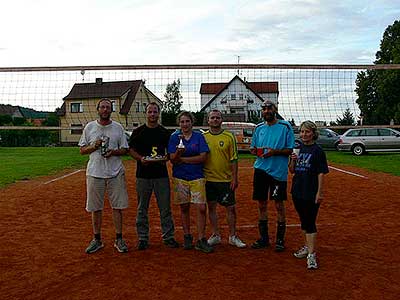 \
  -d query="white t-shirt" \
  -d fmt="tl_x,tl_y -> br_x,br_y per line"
78,120 -> 128,178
